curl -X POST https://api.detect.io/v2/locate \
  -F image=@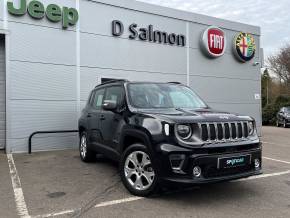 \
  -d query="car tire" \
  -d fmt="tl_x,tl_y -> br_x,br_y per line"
79,132 -> 96,162
120,144 -> 159,197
